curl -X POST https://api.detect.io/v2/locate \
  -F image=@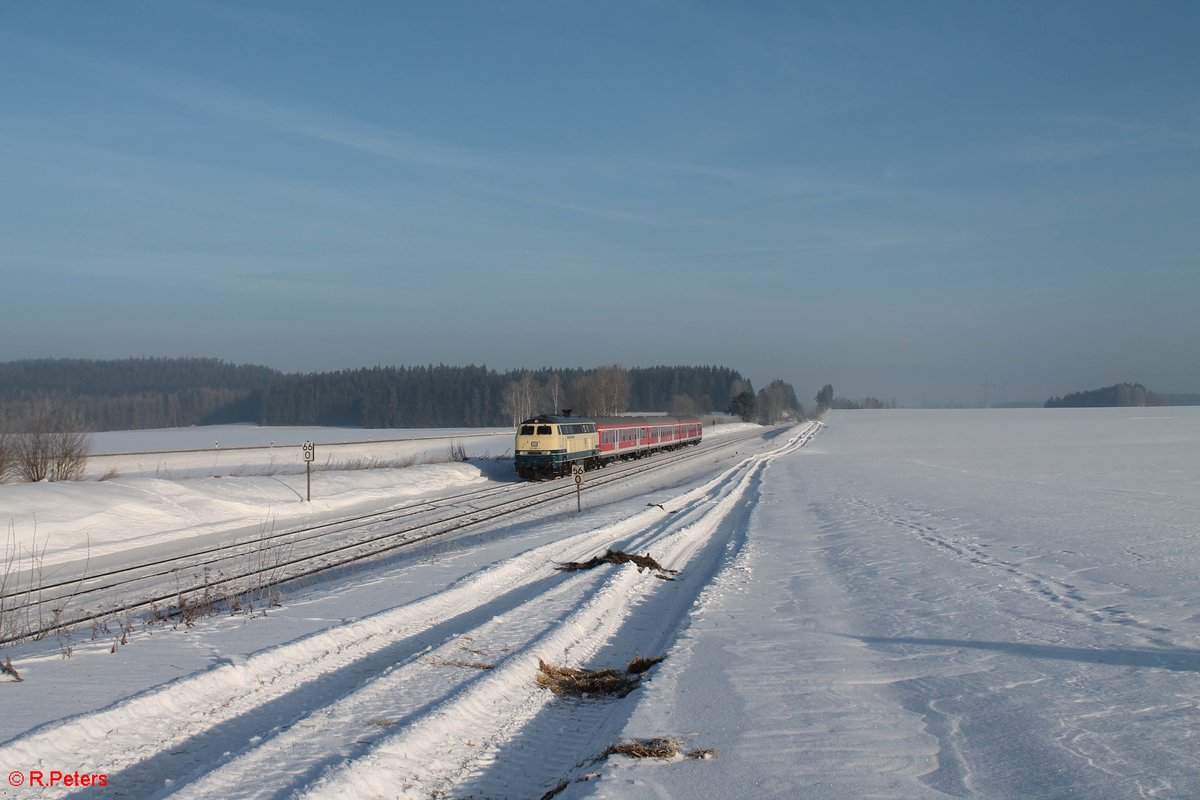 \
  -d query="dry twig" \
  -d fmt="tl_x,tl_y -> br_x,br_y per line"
1,655 -> 22,682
